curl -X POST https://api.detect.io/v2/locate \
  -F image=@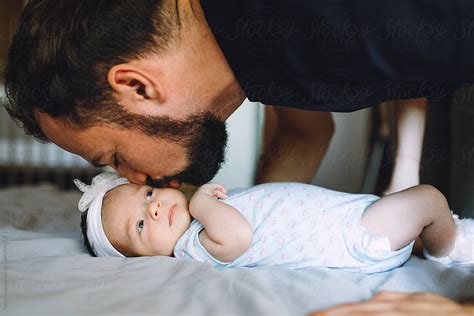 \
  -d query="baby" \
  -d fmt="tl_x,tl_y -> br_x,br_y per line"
75,172 -> 473,273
